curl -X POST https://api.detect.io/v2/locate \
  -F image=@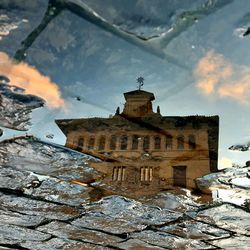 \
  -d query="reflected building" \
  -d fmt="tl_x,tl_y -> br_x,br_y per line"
56,88 -> 219,191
